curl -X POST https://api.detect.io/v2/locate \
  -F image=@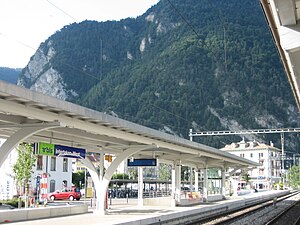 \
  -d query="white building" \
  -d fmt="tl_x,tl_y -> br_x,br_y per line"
220,139 -> 282,190
32,155 -> 73,194
0,139 -> 73,199
0,139 -> 17,200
